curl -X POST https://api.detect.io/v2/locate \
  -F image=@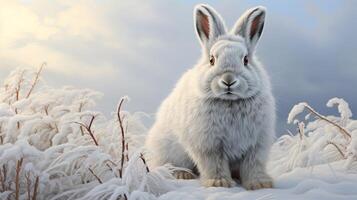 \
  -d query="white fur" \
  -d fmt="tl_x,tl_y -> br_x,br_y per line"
145,4 -> 275,189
